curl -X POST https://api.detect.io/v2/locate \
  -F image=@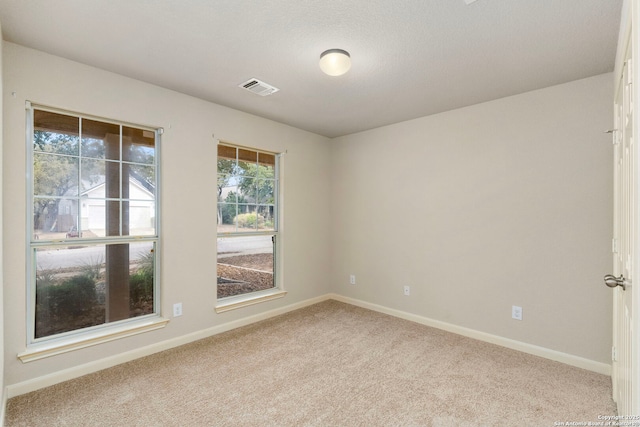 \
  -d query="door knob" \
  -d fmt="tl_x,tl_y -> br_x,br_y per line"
604,274 -> 629,290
